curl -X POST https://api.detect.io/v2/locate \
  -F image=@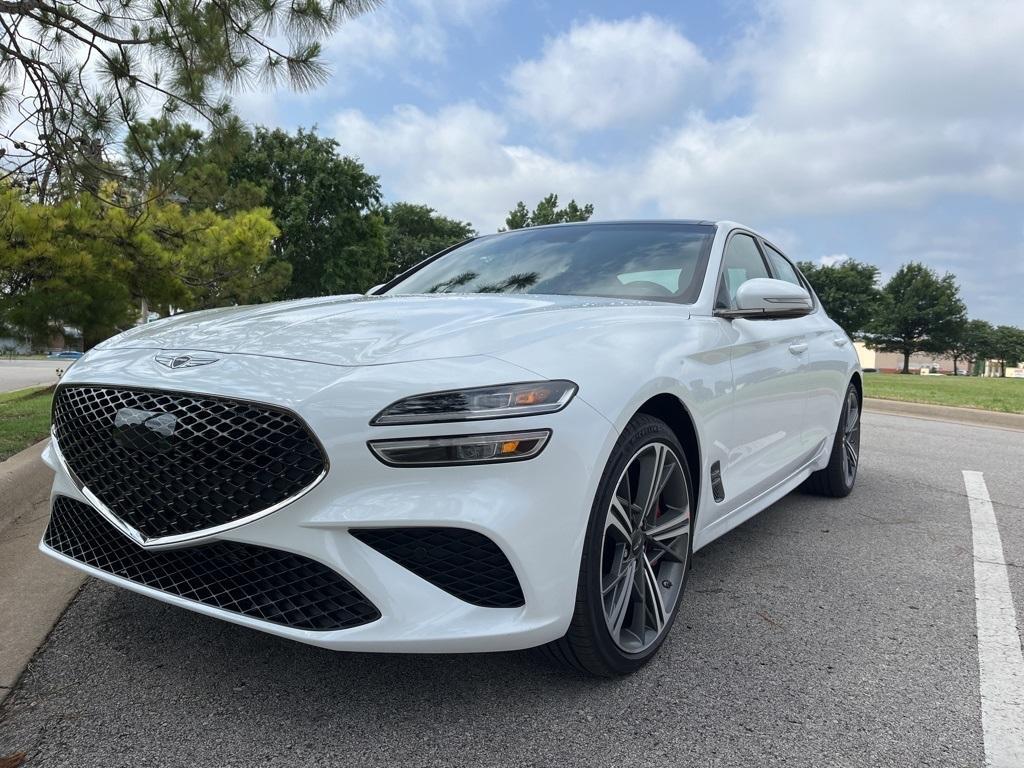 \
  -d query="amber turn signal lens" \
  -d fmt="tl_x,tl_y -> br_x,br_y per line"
512,388 -> 552,406
368,431 -> 551,467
